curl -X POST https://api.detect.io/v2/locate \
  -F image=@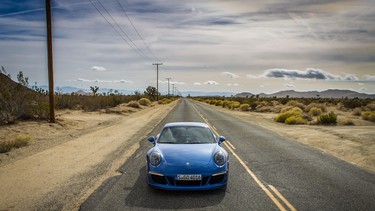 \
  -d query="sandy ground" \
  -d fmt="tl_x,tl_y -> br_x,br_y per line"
0,102 -> 177,211
205,104 -> 375,174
